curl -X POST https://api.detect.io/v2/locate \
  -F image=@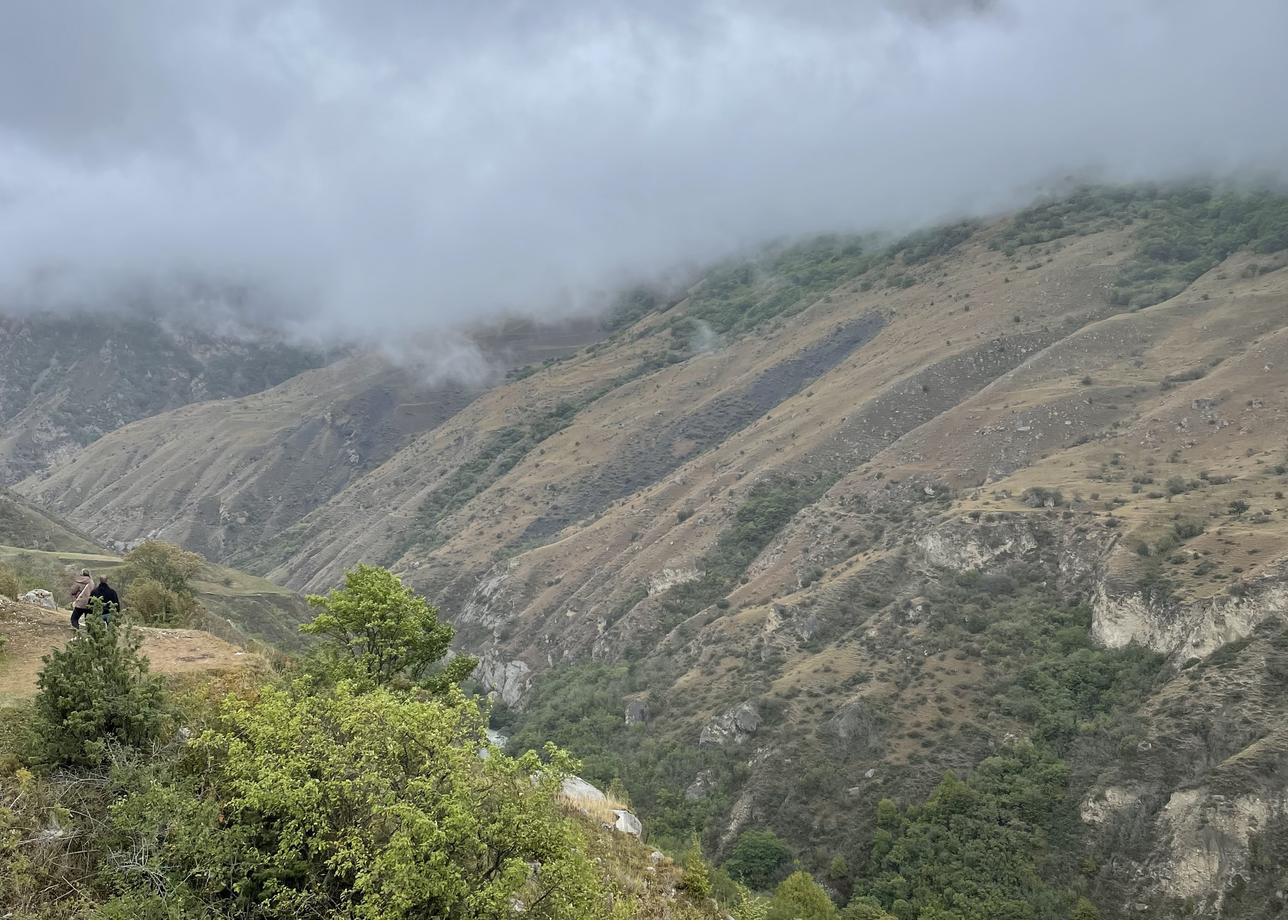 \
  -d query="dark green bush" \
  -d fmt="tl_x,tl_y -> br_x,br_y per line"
33,613 -> 166,767
724,828 -> 796,891
859,744 -> 1075,920
0,564 -> 18,600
